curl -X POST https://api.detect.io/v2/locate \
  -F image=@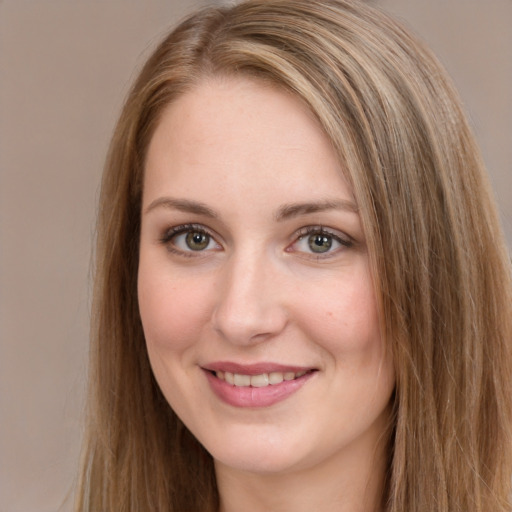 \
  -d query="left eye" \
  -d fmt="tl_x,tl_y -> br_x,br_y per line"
163,226 -> 220,254
305,233 -> 336,253
182,231 -> 211,251
291,229 -> 352,256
